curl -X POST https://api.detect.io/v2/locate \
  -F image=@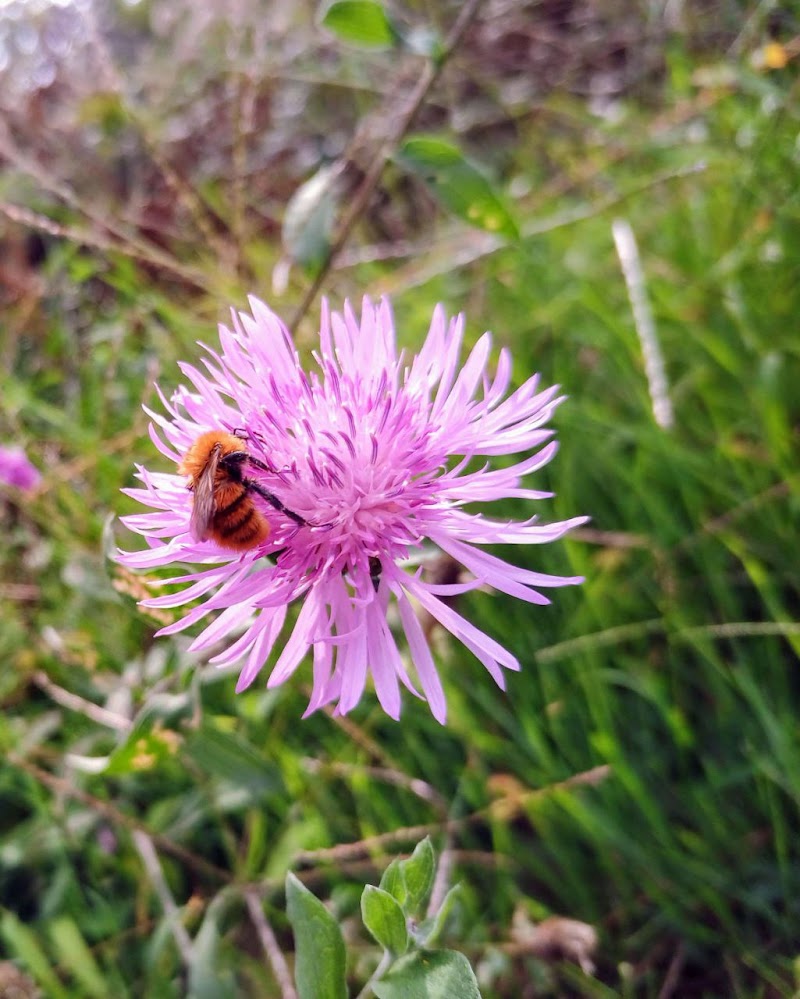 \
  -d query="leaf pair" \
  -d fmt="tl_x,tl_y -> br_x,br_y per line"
285,837 -> 482,998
